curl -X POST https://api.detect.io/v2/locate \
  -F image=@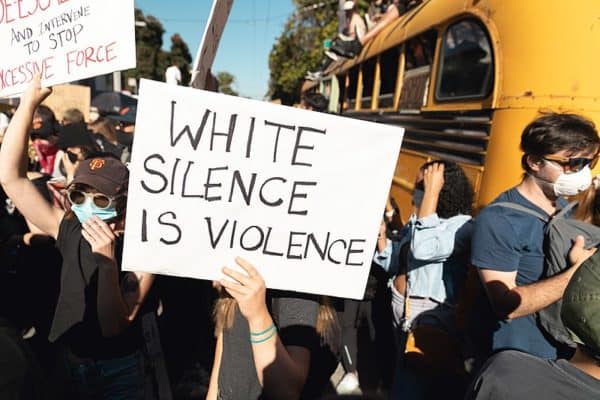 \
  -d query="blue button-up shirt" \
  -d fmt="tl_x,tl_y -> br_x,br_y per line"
374,213 -> 472,304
